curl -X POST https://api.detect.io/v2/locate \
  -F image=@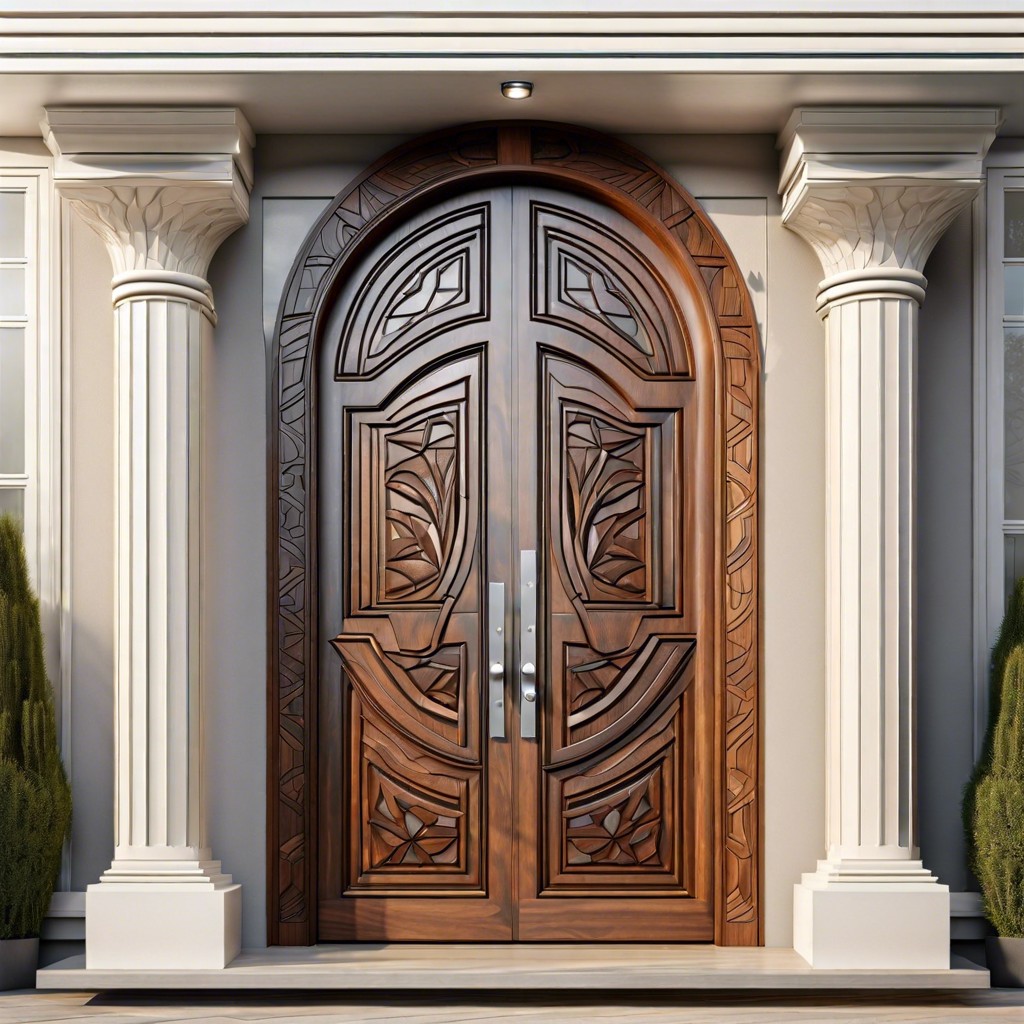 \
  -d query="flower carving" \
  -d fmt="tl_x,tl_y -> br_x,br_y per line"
566,769 -> 663,867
